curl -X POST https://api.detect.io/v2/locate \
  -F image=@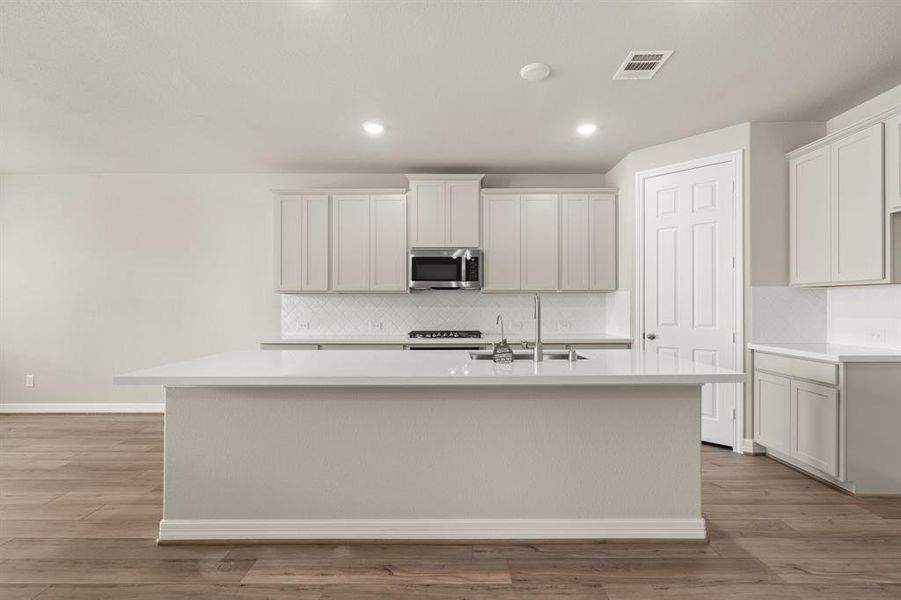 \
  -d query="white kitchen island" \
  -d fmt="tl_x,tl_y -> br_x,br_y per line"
116,349 -> 745,542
